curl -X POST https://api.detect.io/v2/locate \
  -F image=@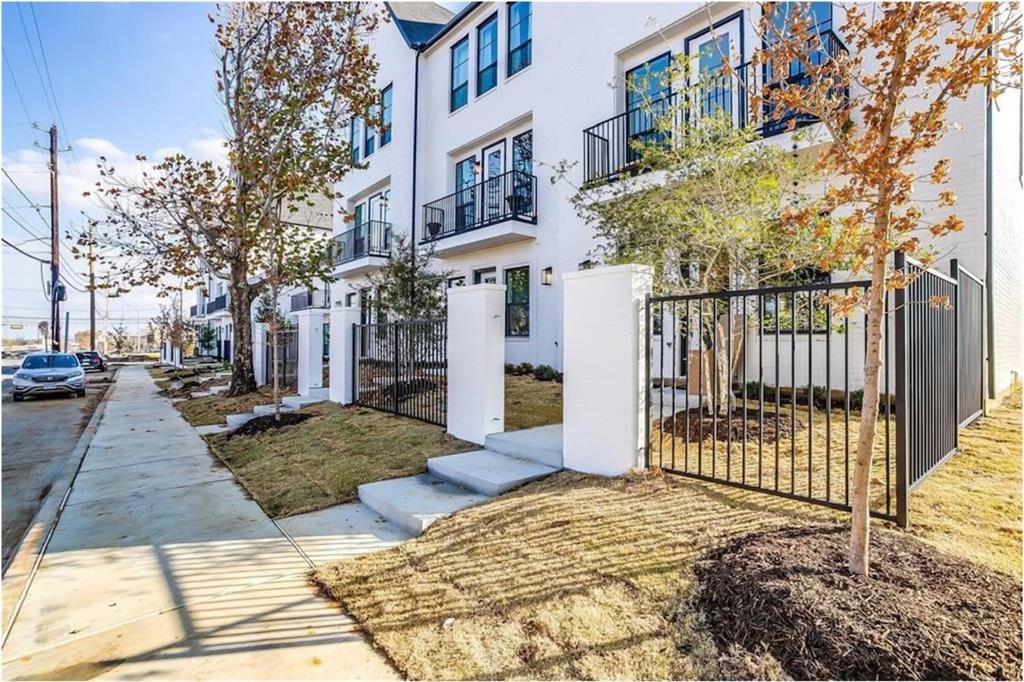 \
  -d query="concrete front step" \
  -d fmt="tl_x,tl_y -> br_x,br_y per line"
253,404 -> 296,417
225,412 -> 259,431
484,424 -> 563,469
357,474 -> 489,536
282,392 -> 327,409
195,424 -> 229,436
427,450 -> 558,497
